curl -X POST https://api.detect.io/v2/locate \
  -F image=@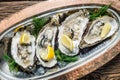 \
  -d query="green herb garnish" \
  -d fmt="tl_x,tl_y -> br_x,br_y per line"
55,49 -> 78,62
89,4 -> 111,20
3,53 -> 19,72
32,17 -> 49,37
